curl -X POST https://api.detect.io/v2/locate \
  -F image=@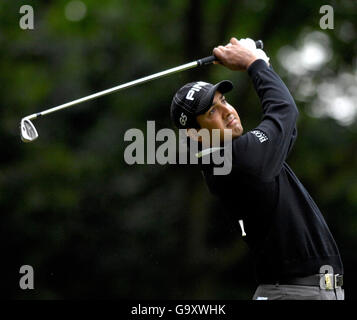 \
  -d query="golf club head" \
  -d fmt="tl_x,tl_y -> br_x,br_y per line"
256,40 -> 263,49
20,118 -> 38,142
